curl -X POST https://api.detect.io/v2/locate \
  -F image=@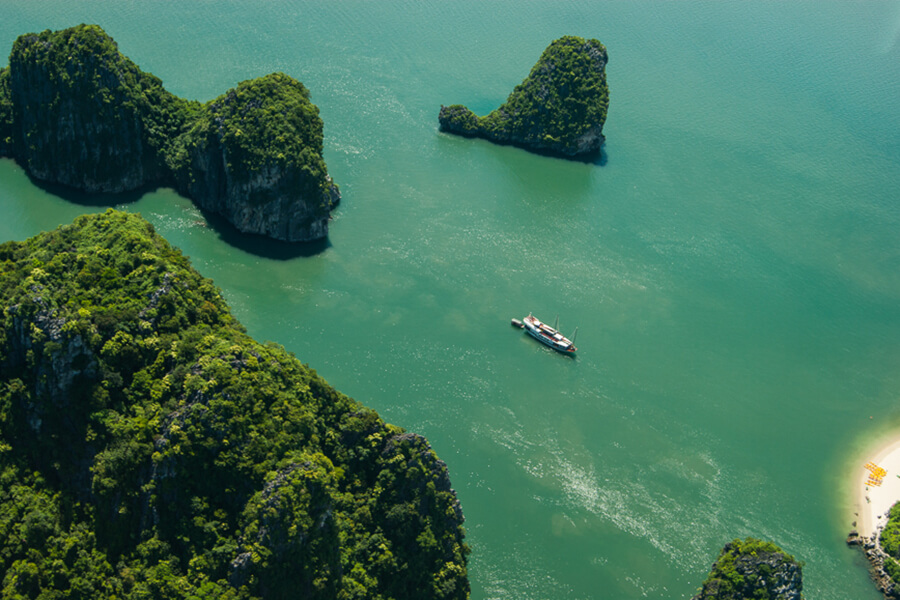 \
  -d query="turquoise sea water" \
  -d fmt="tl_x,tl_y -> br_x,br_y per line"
2,2 -> 900,598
